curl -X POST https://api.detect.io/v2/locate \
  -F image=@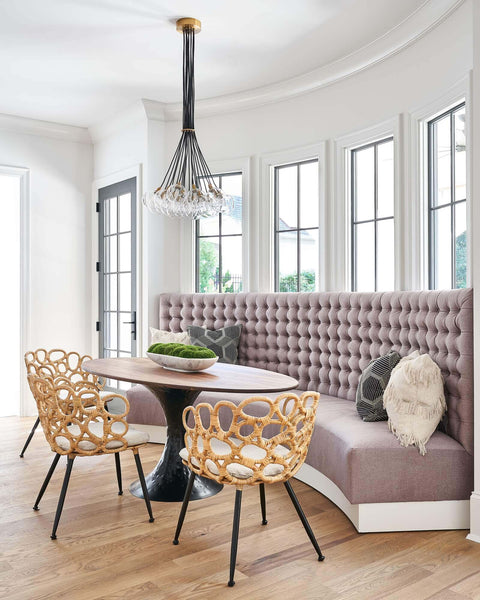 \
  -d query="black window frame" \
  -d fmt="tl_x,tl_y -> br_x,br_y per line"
274,159 -> 319,292
427,102 -> 466,290
195,171 -> 243,293
350,137 -> 394,292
